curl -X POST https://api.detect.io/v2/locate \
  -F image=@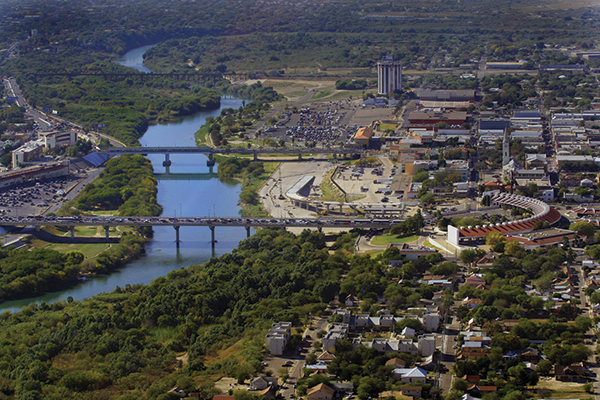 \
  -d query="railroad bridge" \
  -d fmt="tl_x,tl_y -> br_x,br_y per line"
30,69 -> 247,82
